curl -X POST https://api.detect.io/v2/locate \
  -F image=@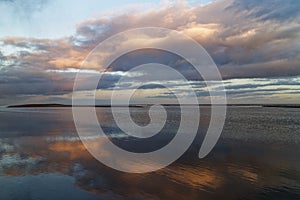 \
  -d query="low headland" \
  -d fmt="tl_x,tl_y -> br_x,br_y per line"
7,103 -> 300,108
